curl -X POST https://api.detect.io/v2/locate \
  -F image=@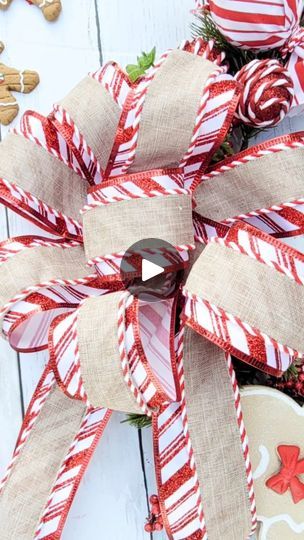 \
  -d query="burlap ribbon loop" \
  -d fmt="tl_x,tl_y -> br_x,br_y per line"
124,49 -> 216,173
81,46 -> 237,278
58,75 -> 122,171
0,243 -> 89,322
77,293 -> 143,414
194,135 -> 304,224
83,192 -> 194,264
184,221 -> 304,376
193,132 -> 304,244
63,291 -> 178,416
